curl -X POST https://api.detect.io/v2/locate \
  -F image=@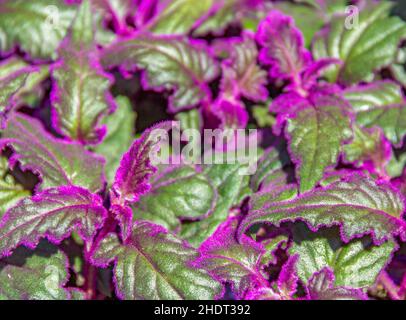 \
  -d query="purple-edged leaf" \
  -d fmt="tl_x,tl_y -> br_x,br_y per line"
0,64 -> 32,128
0,0 -> 77,60
343,126 -> 386,167
110,203 -> 133,243
195,218 -> 268,299
0,186 -> 107,257
250,184 -> 298,213
244,287 -> 281,300
289,224 -> 396,288
142,0 -> 214,35
256,10 -> 311,85
260,235 -> 289,266
180,162 -> 250,247
92,0 -> 136,32
272,2 -> 327,48
93,96 -> 136,184
277,254 -> 299,299
0,113 -> 105,193
284,92 -> 353,193
344,81 -> 406,146
51,0 -> 115,144
306,268 -> 368,300
213,99 -> 248,129
250,144 -> 292,192
90,221 -> 222,300
101,35 -> 220,111
133,165 -> 216,231
300,58 -> 342,91
0,157 -> 30,219
111,121 -> 172,206
318,169 -> 374,187
219,33 -> 267,102
134,0 -> 156,27
0,241 -> 74,300
66,0 -> 116,45
239,173 -> 406,245
312,2 -> 406,84
249,146 -> 297,211
245,252 -> 299,301
0,58 -> 50,109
